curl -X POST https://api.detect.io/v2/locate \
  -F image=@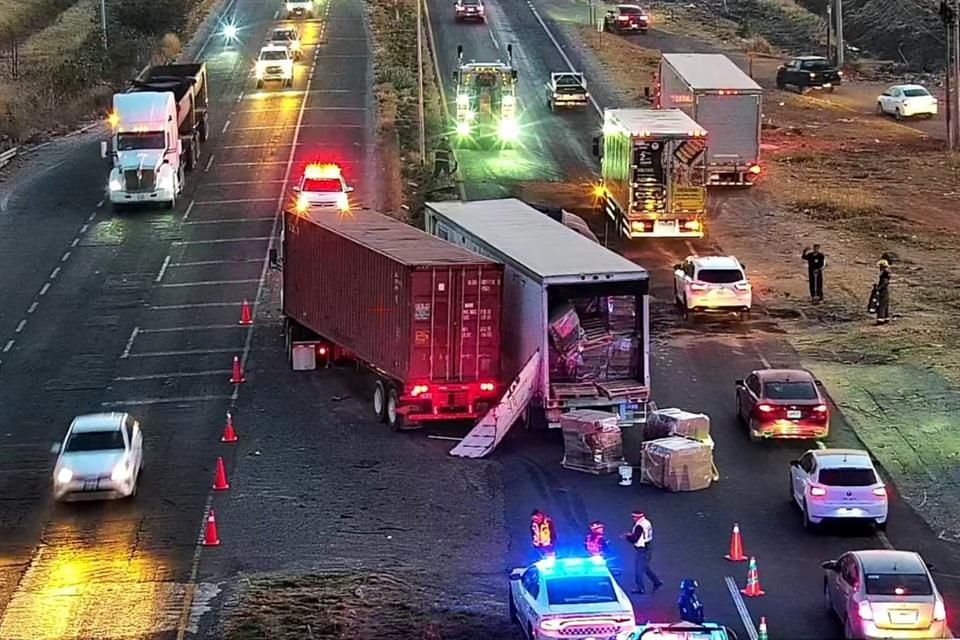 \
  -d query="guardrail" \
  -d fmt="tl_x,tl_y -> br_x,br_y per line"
0,147 -> 18,170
